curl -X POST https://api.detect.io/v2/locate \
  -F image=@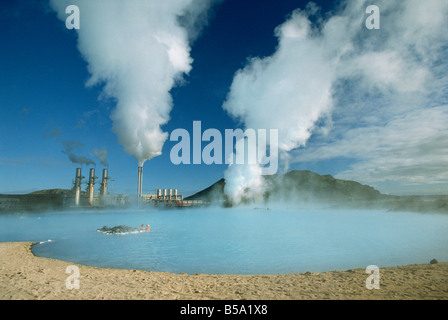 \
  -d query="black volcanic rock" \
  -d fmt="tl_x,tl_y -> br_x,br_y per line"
97,225 -> 141,234
430,259 -> 439,264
